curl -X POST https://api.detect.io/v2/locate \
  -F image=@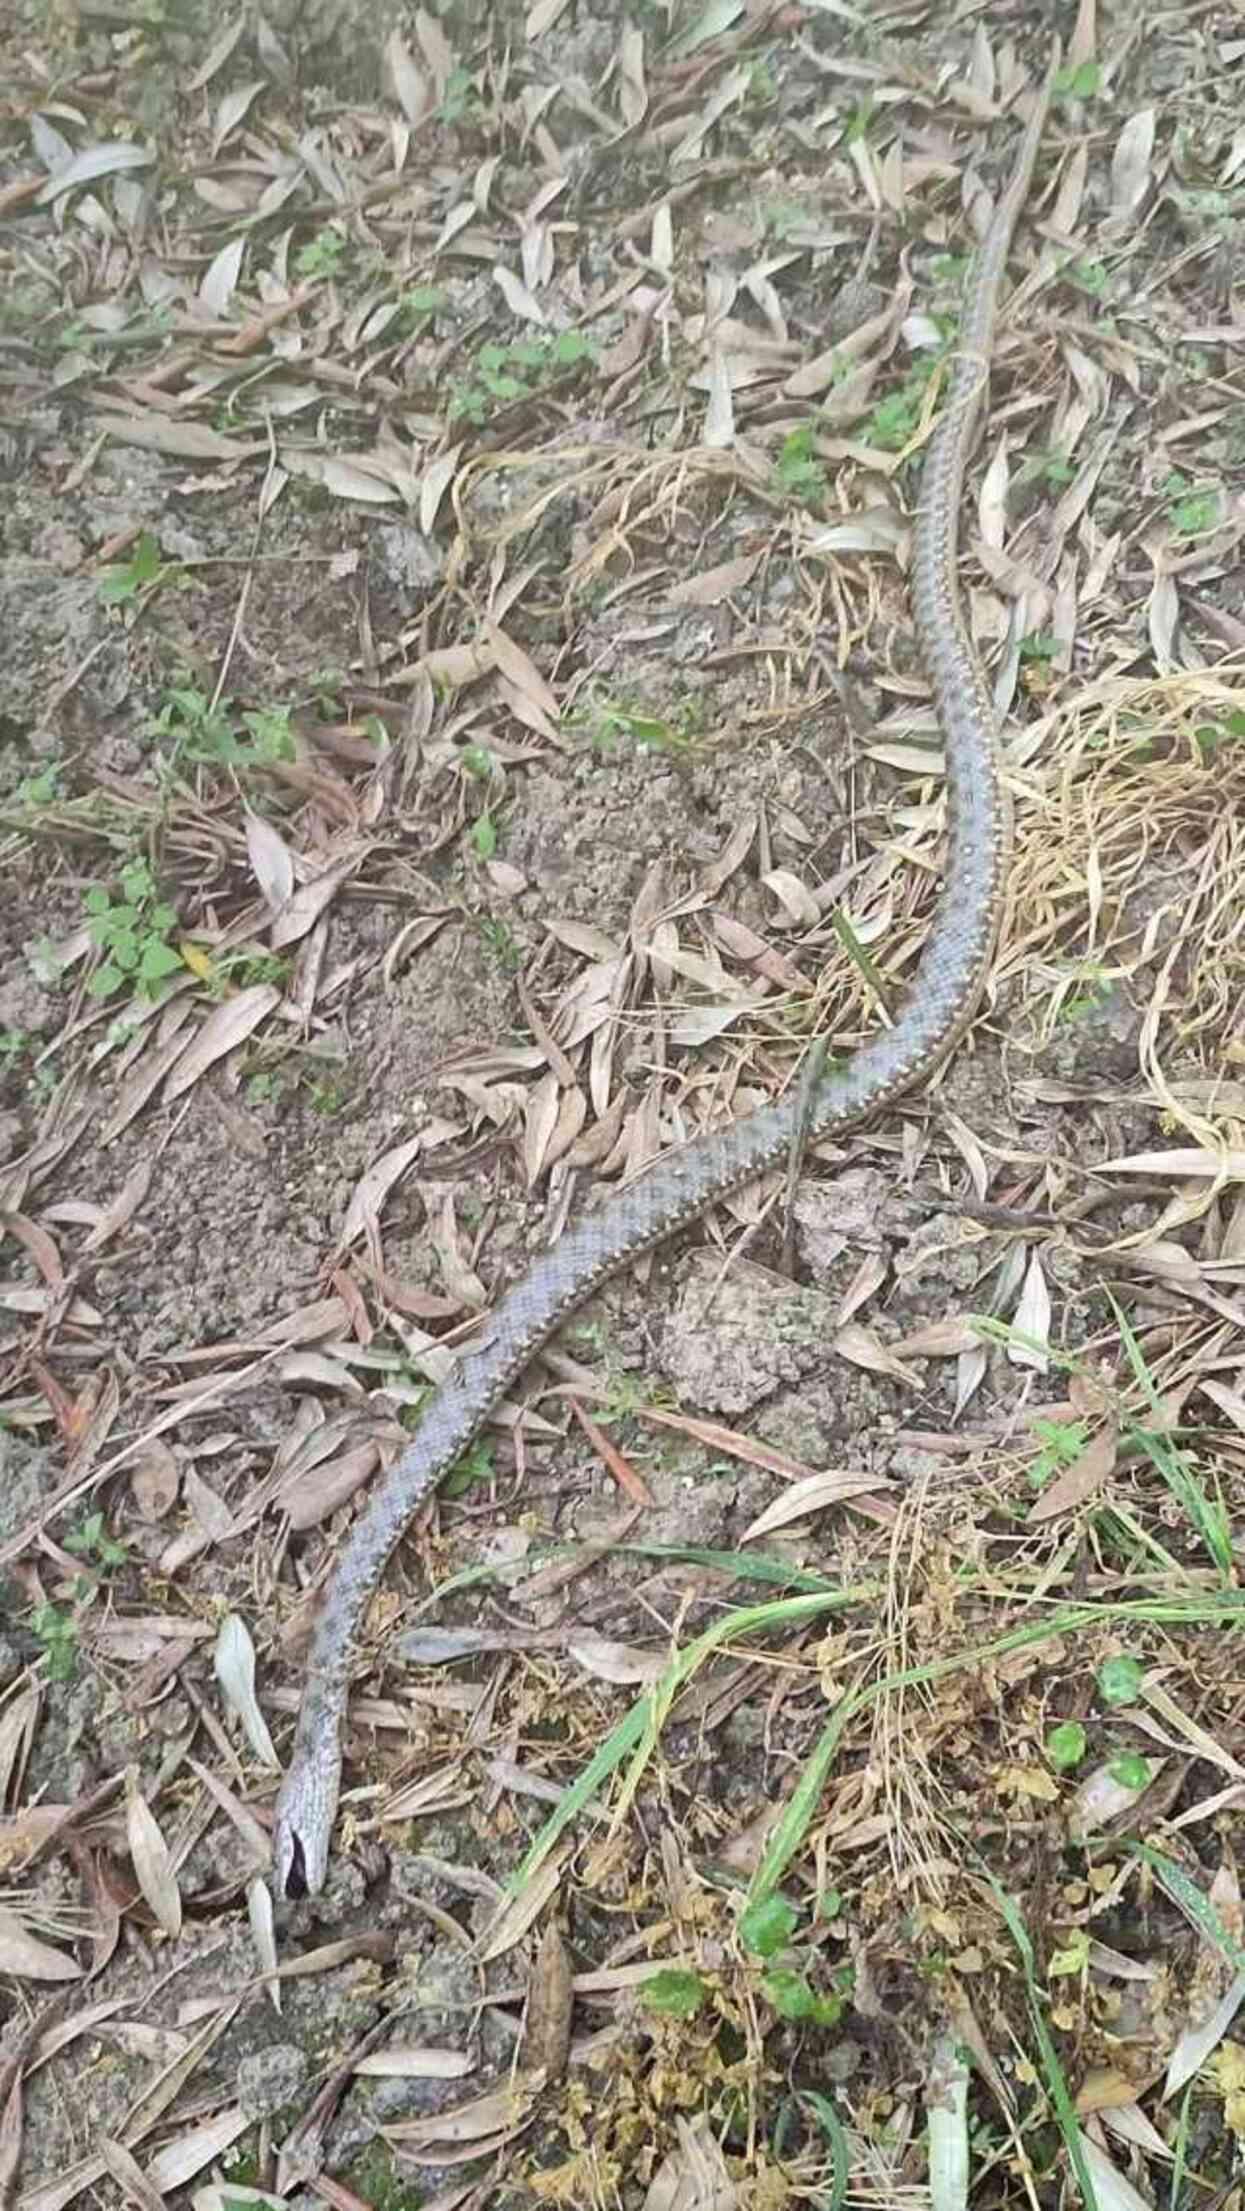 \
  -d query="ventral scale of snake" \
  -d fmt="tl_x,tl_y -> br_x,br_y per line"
271,39 -> 1064,1901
